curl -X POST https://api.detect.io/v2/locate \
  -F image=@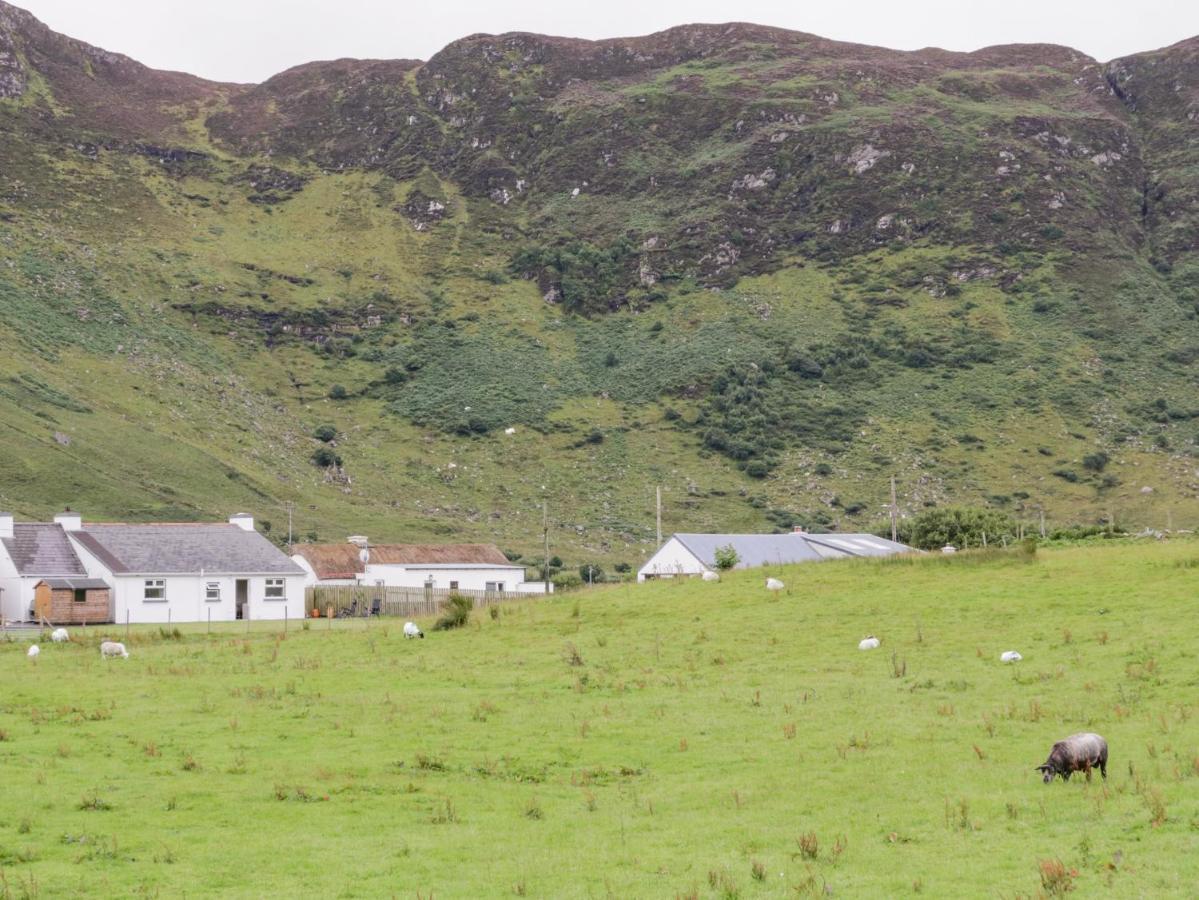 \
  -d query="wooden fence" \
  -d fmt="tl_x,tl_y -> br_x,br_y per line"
304,584 -> 530,619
